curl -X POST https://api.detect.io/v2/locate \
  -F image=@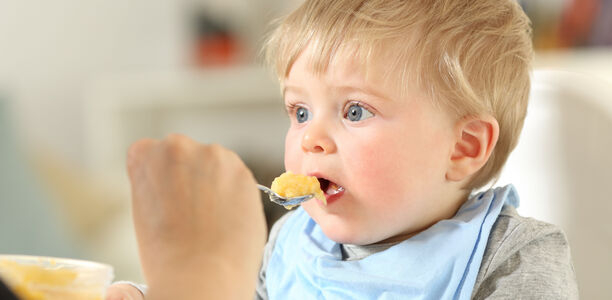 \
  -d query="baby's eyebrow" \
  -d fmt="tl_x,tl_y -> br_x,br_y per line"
334,85 -> 390,101
282,84 -> 306,98
282,83 -> 391,102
